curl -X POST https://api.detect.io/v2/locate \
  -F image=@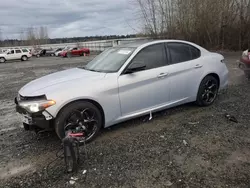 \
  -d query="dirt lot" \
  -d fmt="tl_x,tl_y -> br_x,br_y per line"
0,53 -> 250,188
